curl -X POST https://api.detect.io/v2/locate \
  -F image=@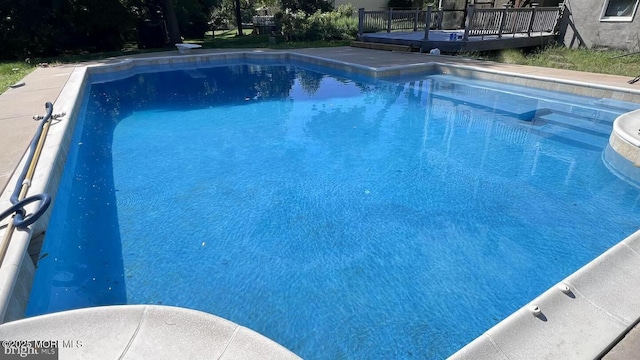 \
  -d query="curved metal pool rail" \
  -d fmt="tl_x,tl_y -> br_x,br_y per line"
0,102 -> 55,267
